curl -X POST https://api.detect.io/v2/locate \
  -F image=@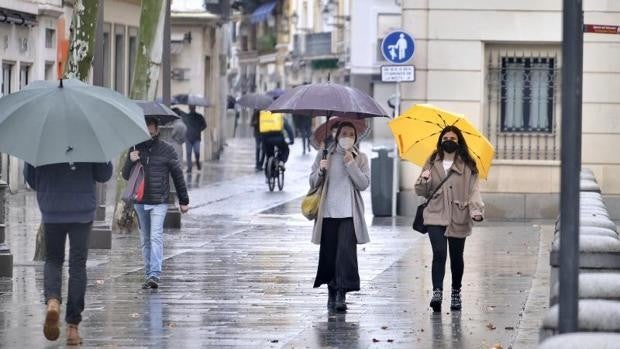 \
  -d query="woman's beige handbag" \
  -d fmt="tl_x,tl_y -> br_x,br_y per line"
301,182 -> 323,220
